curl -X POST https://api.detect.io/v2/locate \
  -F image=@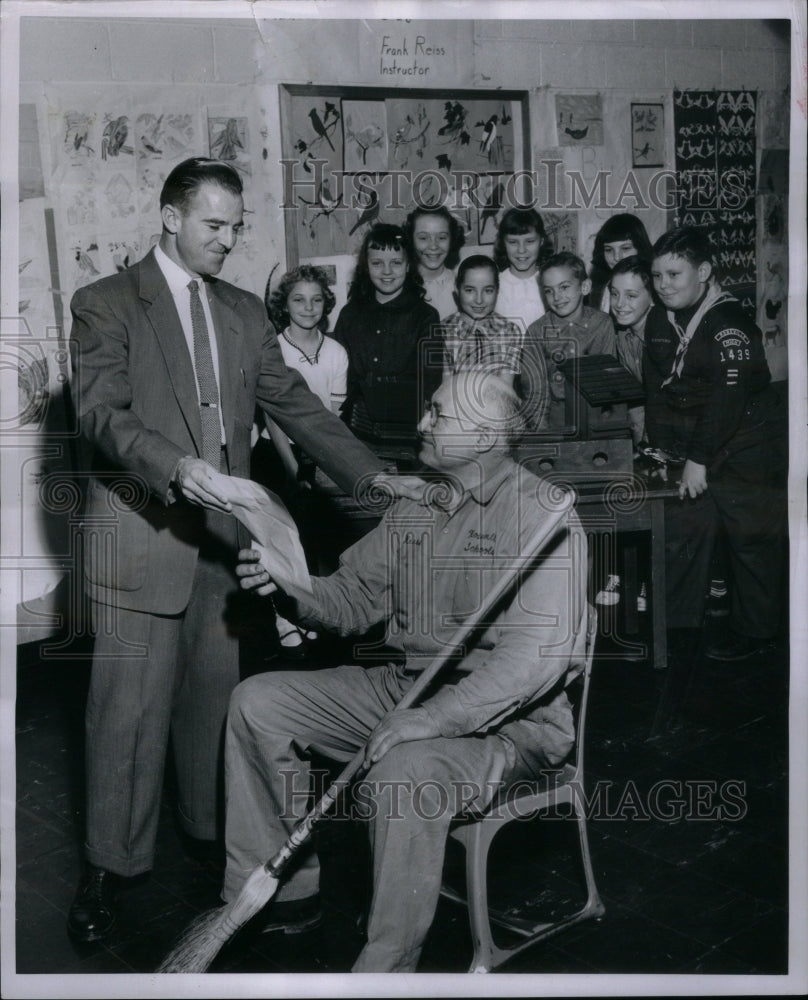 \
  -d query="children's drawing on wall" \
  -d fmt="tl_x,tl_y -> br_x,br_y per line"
288,96 -> 343,240
674,90 -> 757,303
64,184 -> 98,227
135,111 -> 195,162
630,103 -> 664,167
758,249 -> 788,382
297,176 -> 345,254
100,114 -> 133,160
58,110 -> 98,165
429,98 -> 515,172
555,93 -> 604,146
104,172 -> 136,219
105,238 -> 142,274
342,100 -> 388,172
135,161 -> 165,217
19,199 -> 57,340
437,99 -> 471,151
208,114 -> 251,177
294,99 -> 342,162
477,174 -> 507,245
387,101 -> 430,168
543,211 -> 578,254
442,173 -> 476,237
69,238 -> 102,291
283,88 -> 524,258
348,185 -> 381,238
